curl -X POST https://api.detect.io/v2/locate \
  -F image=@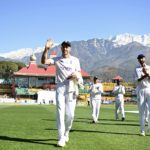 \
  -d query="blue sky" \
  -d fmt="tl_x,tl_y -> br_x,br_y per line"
0,0 -> 150,52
